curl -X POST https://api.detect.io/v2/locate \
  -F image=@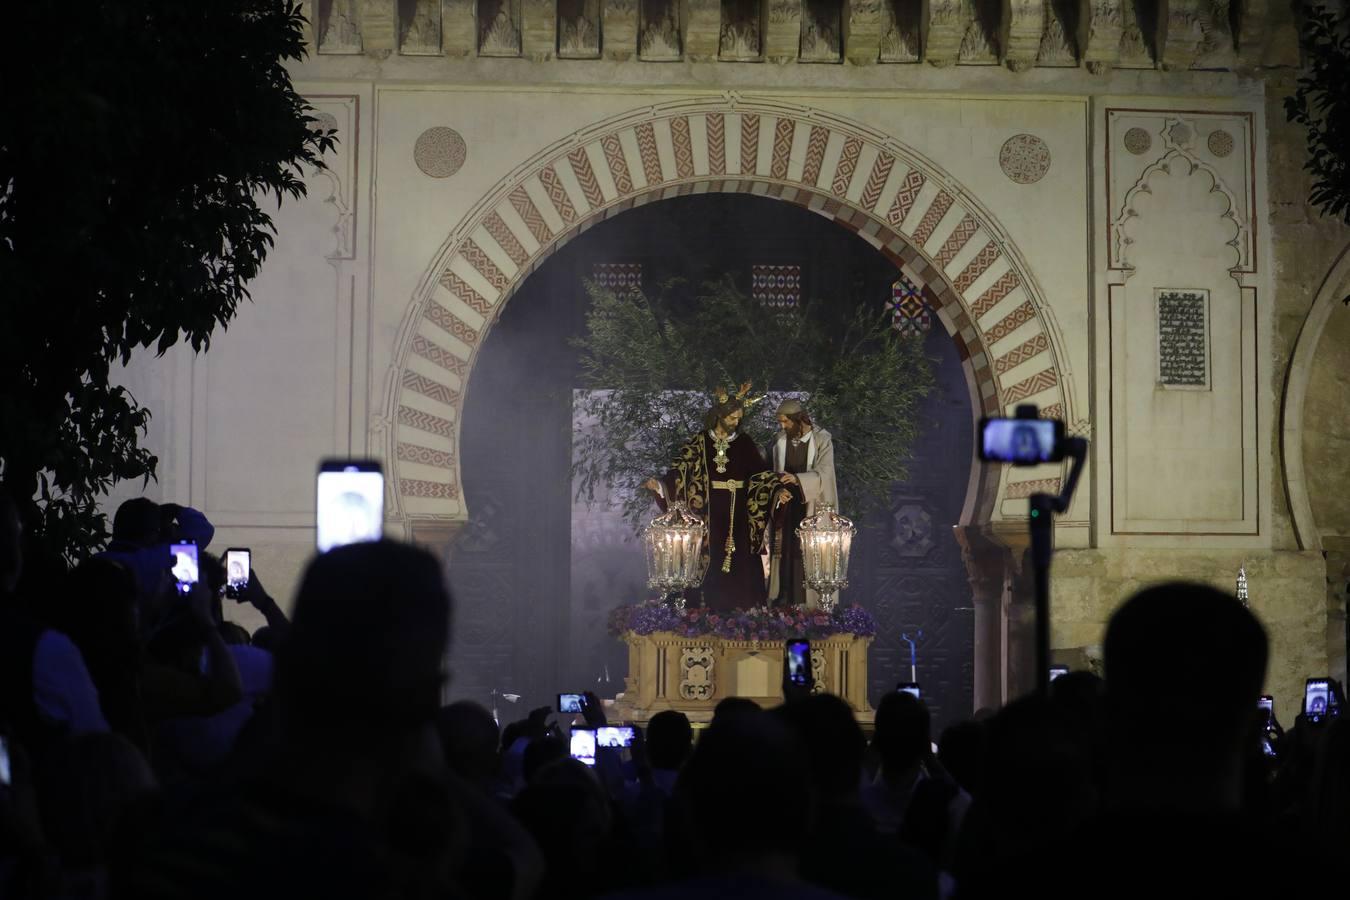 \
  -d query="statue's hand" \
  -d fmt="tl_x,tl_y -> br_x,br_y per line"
779,473 -> 798,485
643,478 -> 662,494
